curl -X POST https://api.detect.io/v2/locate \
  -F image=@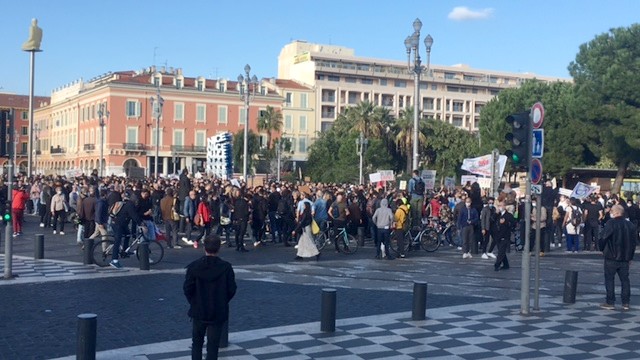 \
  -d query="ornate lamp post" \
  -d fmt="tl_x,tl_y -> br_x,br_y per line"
97,102 -> 110,177
237,64 -> 258,180
149,88 -> 164,177
404,18 -> 433,171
